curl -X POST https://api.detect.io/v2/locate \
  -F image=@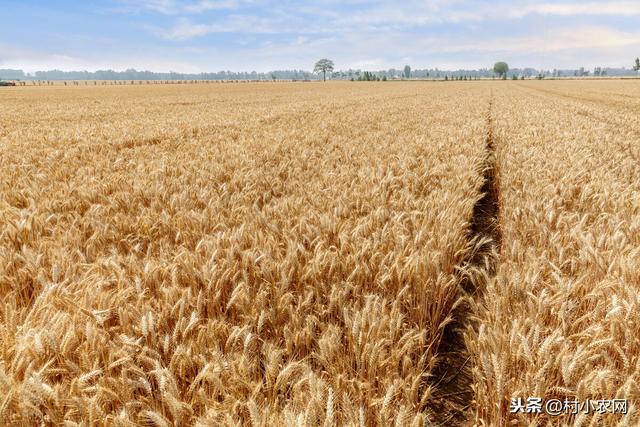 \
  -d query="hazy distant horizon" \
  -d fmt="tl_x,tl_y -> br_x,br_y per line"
2,64 -> 638,82
3,62 -> 639,76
